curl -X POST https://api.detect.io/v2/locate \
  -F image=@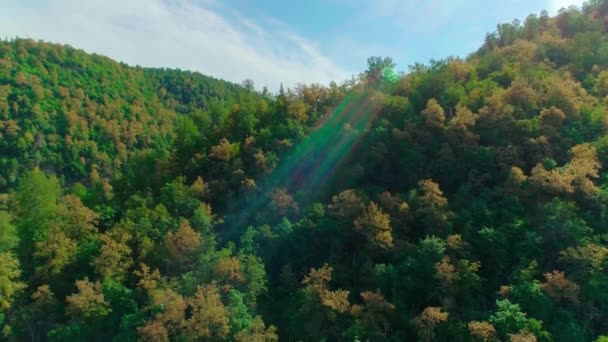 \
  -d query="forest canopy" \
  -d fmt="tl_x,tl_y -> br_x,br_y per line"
2,1 -> 608,341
